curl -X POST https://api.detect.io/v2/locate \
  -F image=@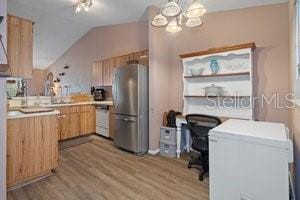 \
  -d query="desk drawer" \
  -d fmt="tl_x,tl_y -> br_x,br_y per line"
160,141 -> 177,158
160,127 -> 177,144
